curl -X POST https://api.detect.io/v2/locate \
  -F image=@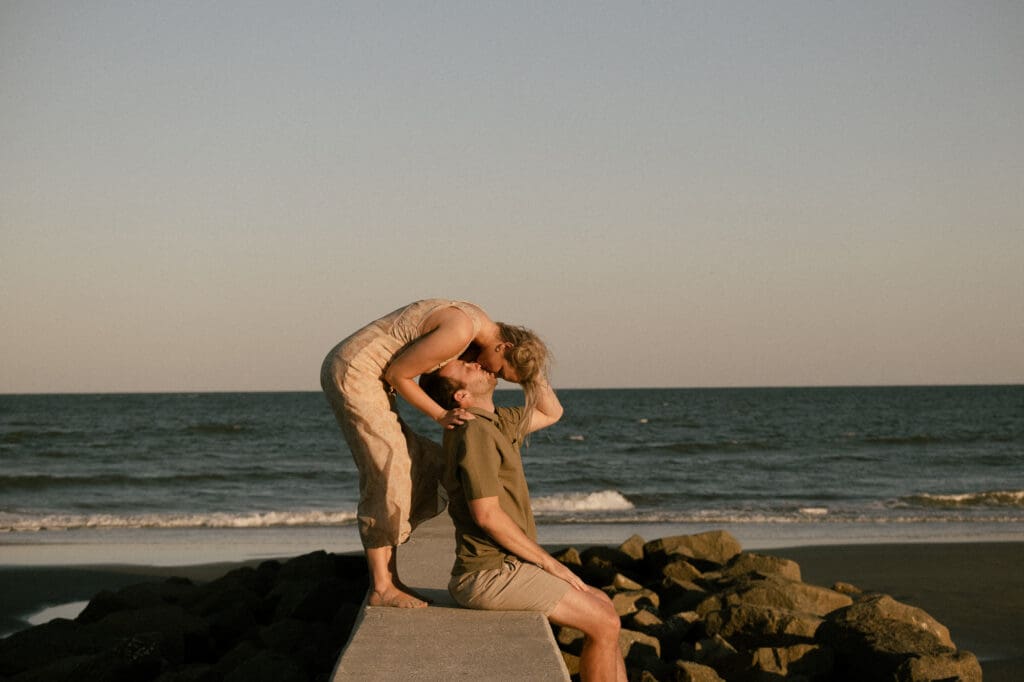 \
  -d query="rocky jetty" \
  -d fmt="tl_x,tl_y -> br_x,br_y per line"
0,532 -> 981,681
0,552 -> 367,682
551,530 -> 982,681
